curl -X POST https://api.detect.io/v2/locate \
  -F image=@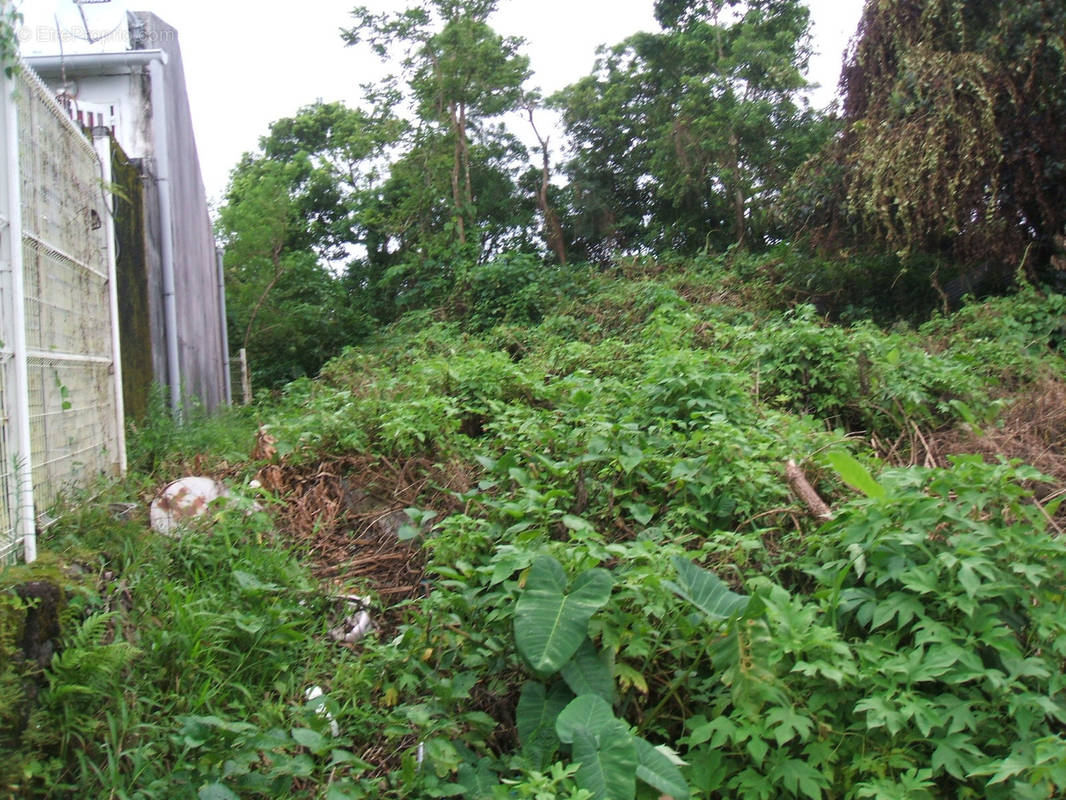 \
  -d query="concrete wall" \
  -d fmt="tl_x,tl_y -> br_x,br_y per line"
111,139 -> 167,421
133,12 -> 227,412
139,159 -> 169,395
